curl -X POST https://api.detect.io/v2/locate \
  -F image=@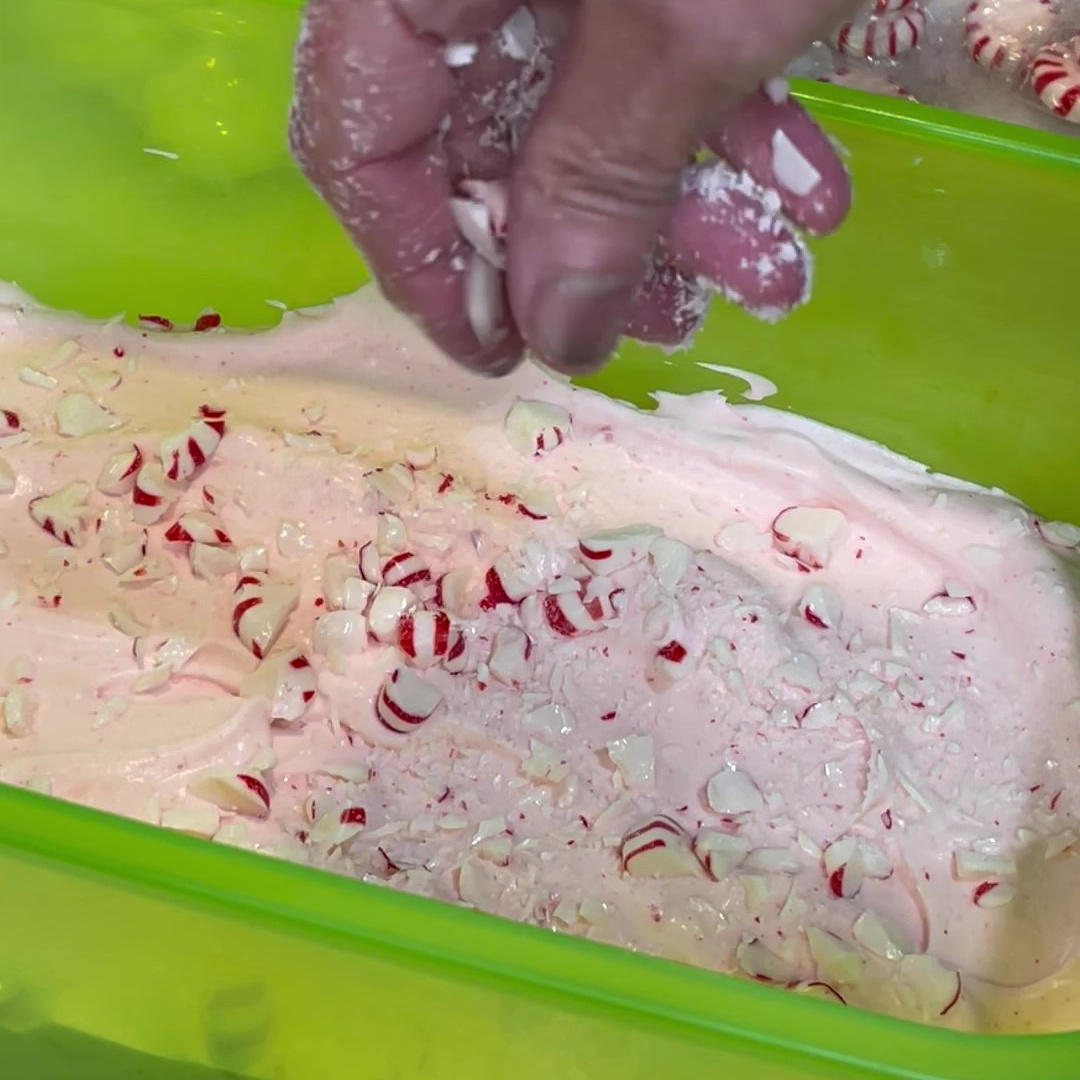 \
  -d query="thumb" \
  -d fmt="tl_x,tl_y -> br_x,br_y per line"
507,1 -> 722,373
